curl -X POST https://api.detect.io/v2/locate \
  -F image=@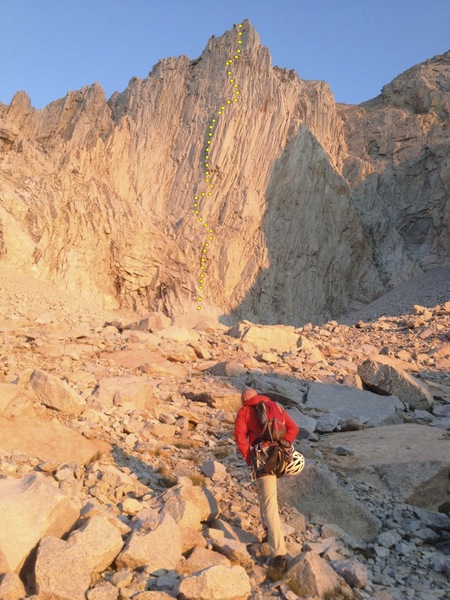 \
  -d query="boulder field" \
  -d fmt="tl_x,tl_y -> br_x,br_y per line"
0,271 -> 448,599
